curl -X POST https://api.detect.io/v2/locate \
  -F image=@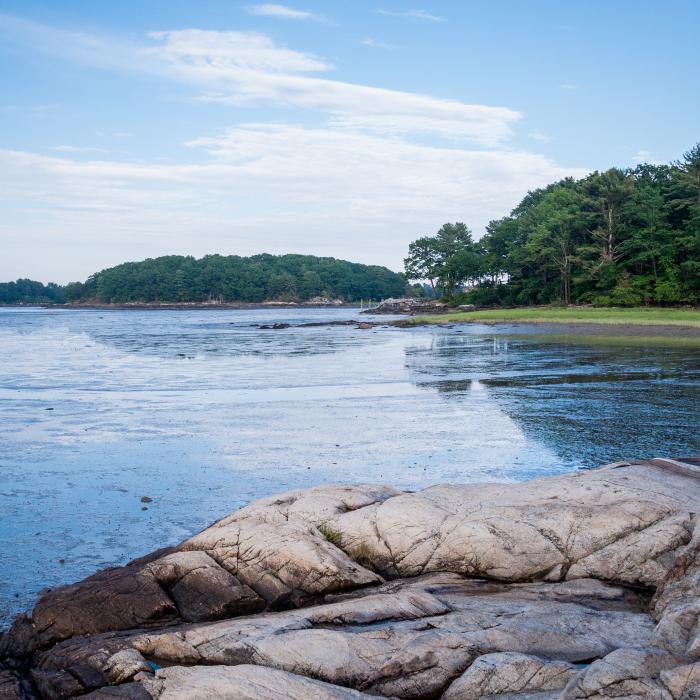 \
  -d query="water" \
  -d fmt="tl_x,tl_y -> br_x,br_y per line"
0,306 -> 698,624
